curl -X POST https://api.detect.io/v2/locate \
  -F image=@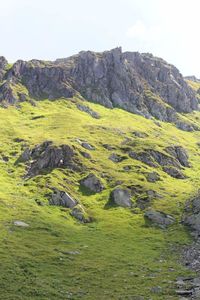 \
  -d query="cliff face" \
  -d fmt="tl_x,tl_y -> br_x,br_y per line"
0,48 -> 198,128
